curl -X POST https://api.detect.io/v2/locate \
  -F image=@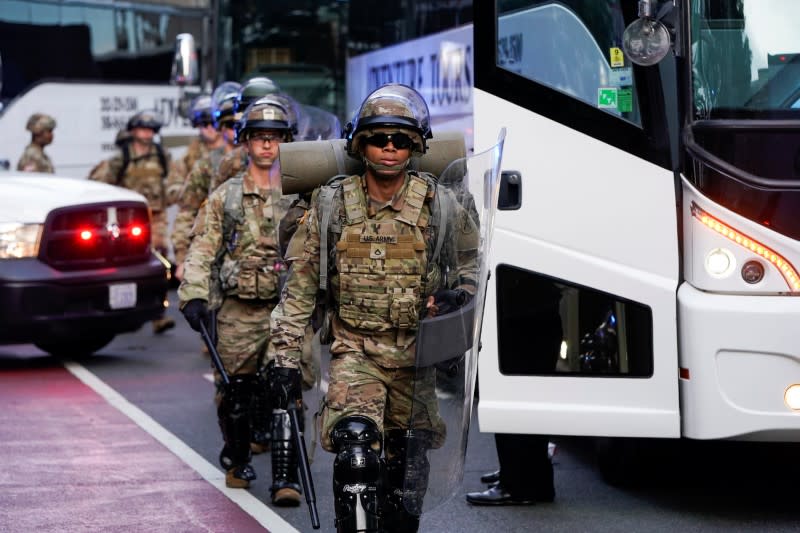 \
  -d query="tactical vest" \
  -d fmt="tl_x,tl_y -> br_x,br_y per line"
211,176 -> 288,304
118,144 -> 168,212
333,174 -> 433,334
